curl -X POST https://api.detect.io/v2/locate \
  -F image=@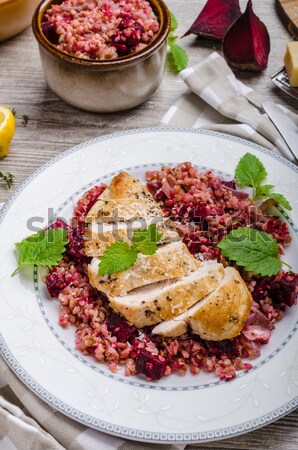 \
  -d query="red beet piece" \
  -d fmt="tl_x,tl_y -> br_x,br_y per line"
136,349 -> 166,380
223,0 -> 270,71
45,269 -> 67,298
222,180 -> 236,190
252,272 -> 298,307
47,219 -> 69,230
107,313 -> 137,343
67,225 -> 89,264
208,339 -> 240,358
41,22 -> 60,46
270,272 -> 298,307
183,0 -> 241,41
